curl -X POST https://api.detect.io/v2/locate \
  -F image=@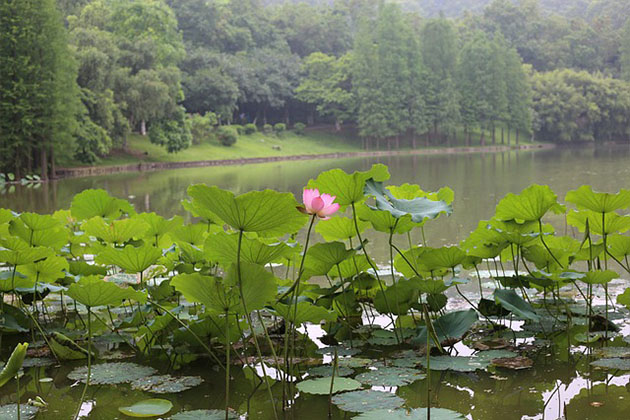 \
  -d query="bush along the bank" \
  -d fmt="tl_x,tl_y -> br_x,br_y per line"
263,123 -> 273,134
293,122 -> 306,135
274,123 -> 287,136
1,165 -> 630,419
216,126 -> 238,146
244,123 -> 257,135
